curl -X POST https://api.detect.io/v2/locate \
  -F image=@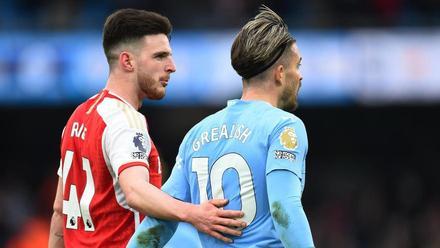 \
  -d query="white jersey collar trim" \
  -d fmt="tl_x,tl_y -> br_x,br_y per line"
107,91 -> 138,111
